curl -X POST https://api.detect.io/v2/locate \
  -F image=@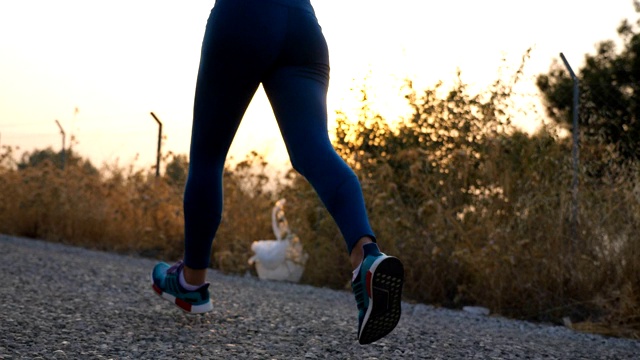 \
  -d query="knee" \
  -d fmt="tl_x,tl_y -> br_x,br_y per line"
289,156 -> 307,178
289,151 -> 329,178
289,150 -> 352,183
